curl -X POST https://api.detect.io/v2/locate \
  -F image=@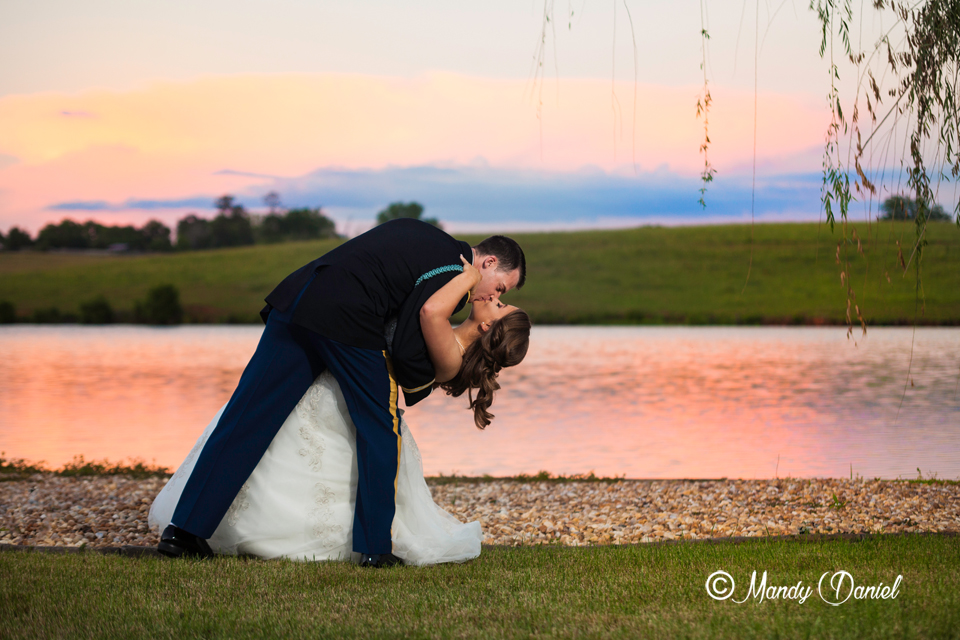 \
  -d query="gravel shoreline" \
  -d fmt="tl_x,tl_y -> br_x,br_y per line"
1,475 -> 958,549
